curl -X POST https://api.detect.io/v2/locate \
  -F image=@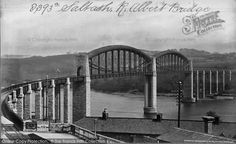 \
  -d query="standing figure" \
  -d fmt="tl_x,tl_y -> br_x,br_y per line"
102,108 -> 109,120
